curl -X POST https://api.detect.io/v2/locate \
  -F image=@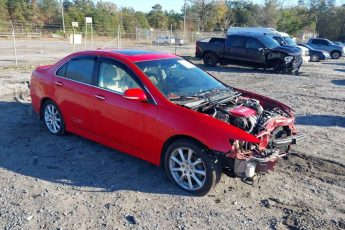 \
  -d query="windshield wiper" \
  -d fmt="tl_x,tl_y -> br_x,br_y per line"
169,95 -> 201,101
